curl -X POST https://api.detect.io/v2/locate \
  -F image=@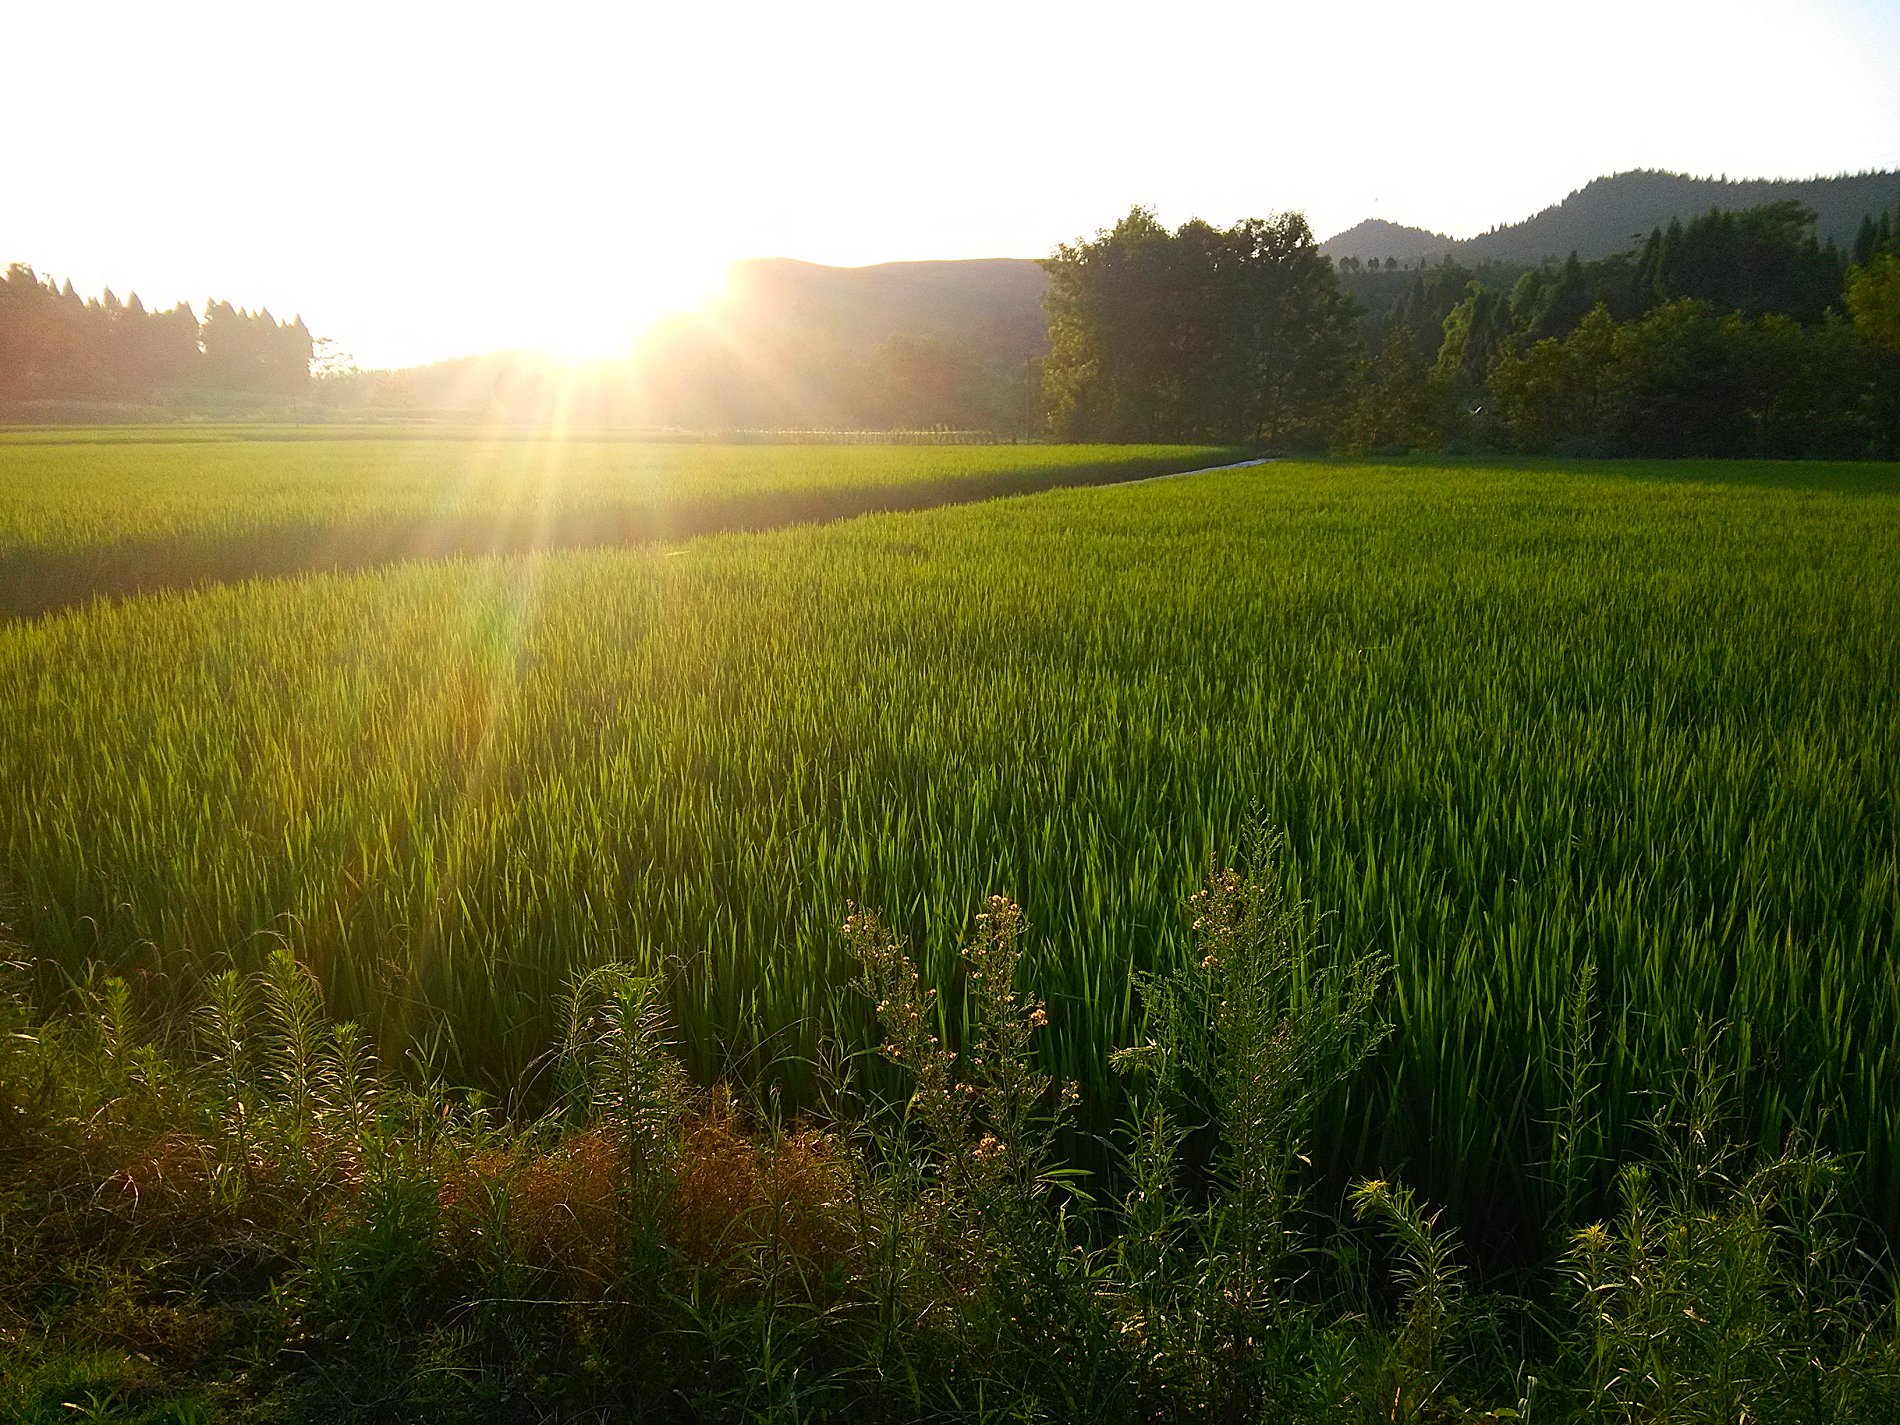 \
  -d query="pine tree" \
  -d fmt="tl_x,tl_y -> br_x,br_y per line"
1853,213 -> 1879,267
